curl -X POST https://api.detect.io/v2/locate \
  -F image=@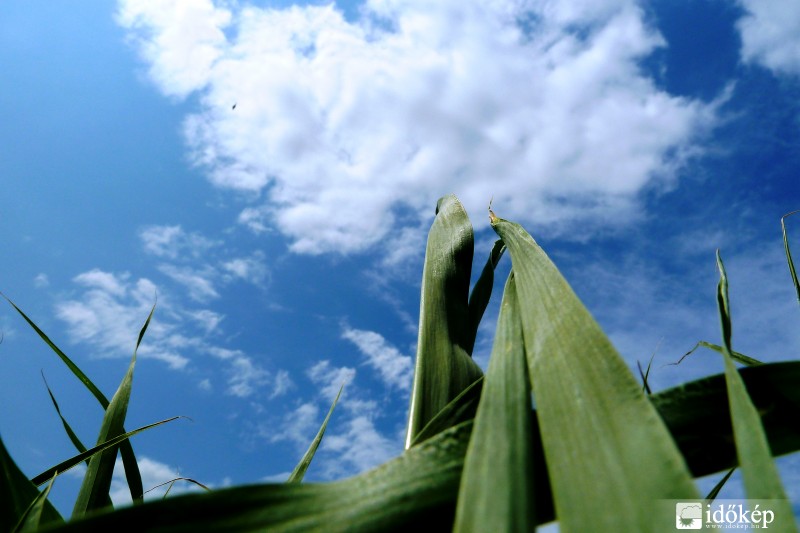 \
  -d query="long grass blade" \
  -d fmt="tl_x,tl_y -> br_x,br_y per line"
2,294 -> 108,405
454,272 -> 537,532
704,467 -> 735,502
465,239 -> 505,354
781,210 -> 800,306
490,210 -> 698,531
287,385 -> 343,483
1,435 -> 63,532
72,305 -> 155,516
3,295 -> 147,503
41,373 -> 89,459
653,361 -> 800,477
14,472 -> 58,532
675,340 -> 763,367
405,195 -> 483,448
144,478 -> 211,498
714,251 -> 795,530
31,417 -> 182,487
